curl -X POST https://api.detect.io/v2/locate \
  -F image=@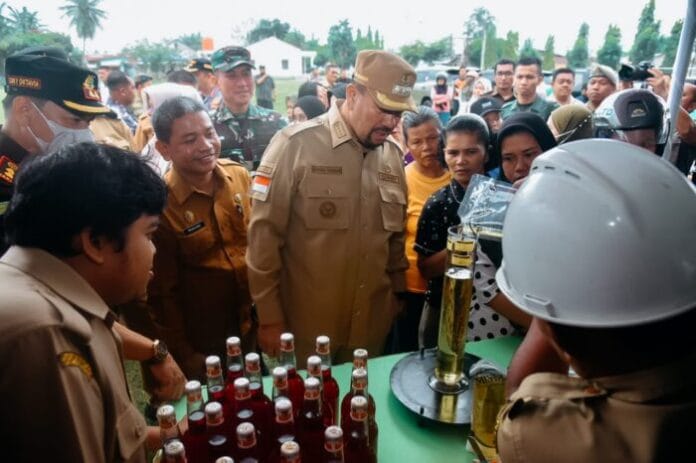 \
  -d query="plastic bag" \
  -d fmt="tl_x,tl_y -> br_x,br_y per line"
458,174 -> 515,241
